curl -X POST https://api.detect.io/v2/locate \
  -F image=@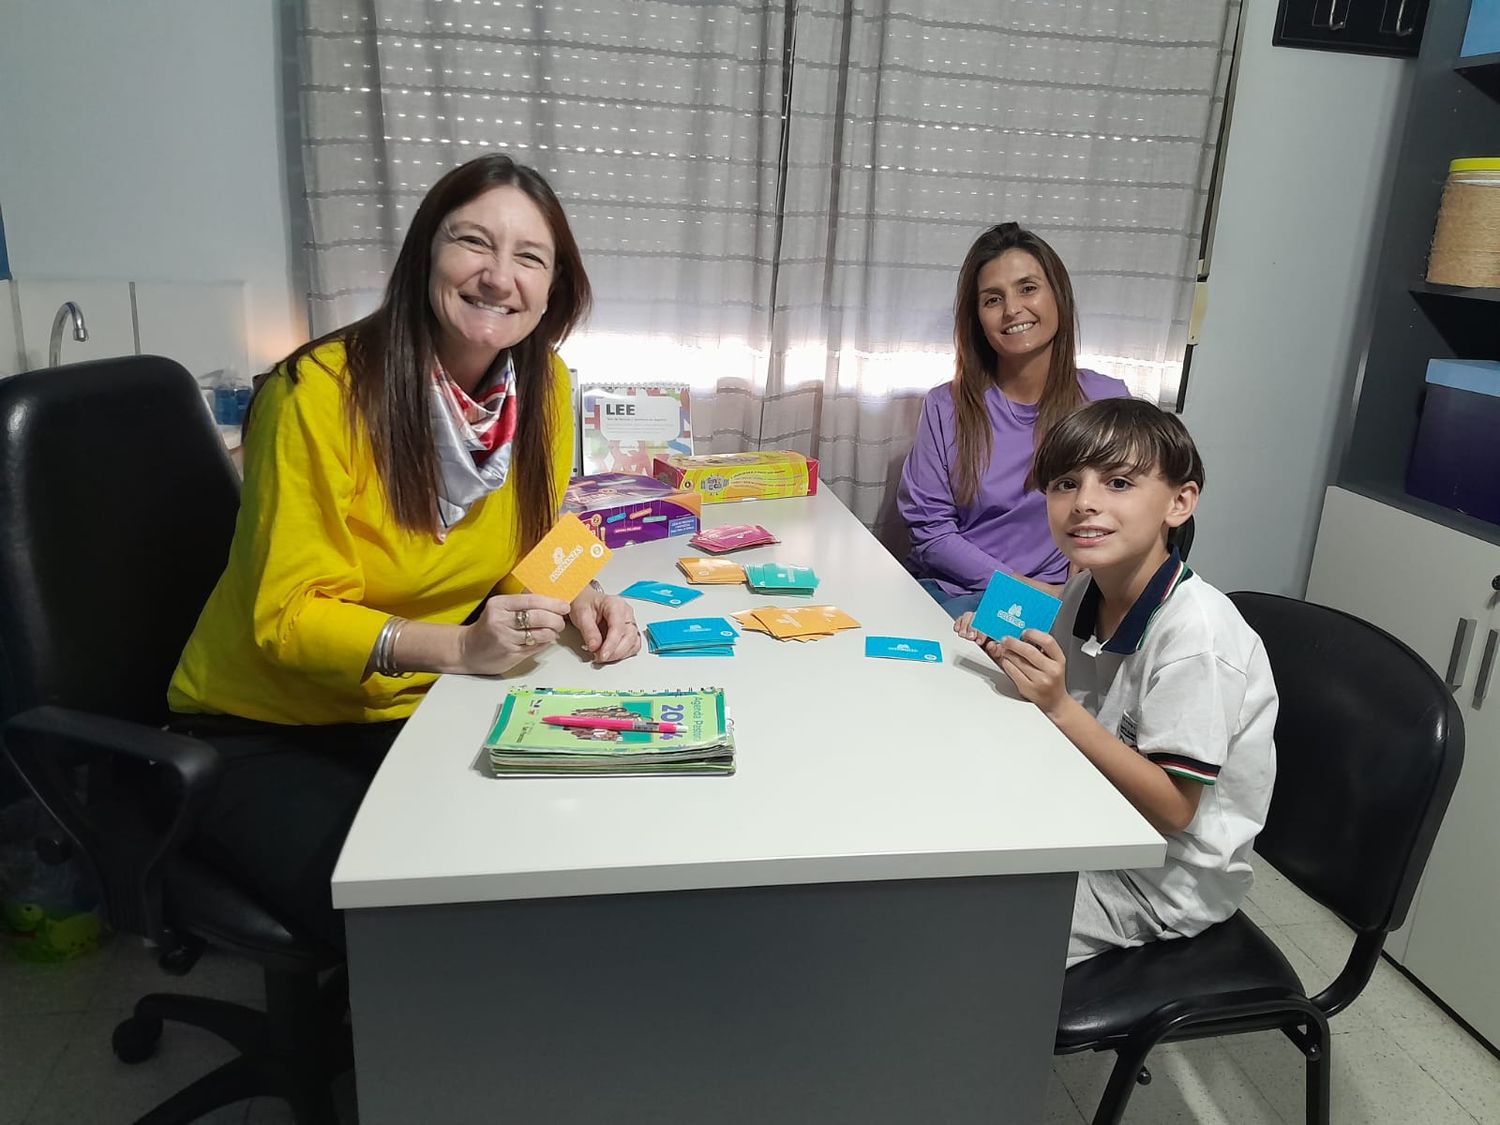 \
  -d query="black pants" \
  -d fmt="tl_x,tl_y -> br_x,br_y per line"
166,713 -> 404,953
